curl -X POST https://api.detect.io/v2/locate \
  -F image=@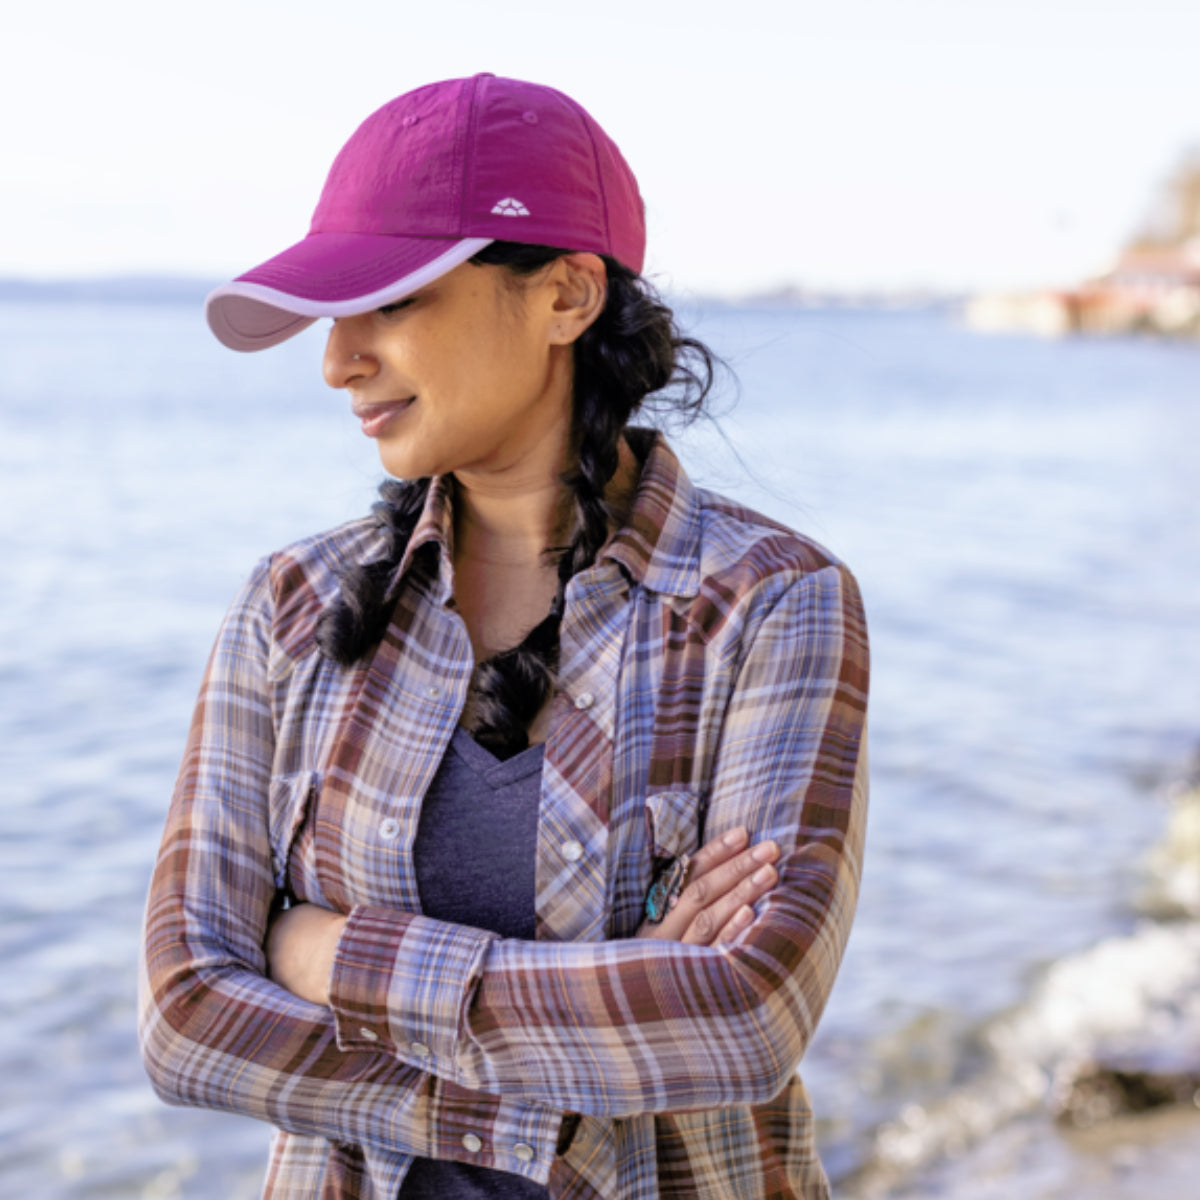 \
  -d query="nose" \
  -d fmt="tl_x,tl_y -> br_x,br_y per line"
323,316 -> 377,389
